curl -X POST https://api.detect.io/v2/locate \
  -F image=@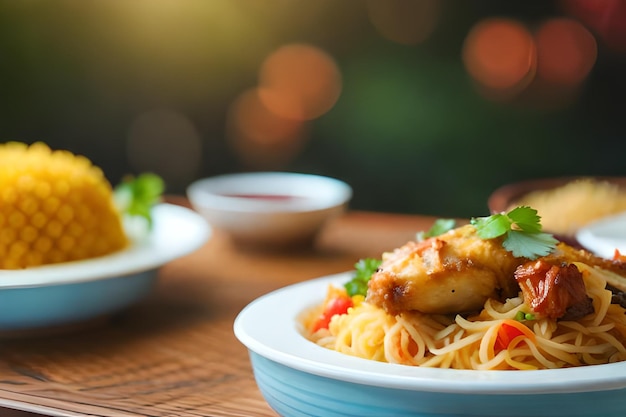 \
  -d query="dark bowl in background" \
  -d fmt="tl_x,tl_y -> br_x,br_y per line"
488,176 -> 626,247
